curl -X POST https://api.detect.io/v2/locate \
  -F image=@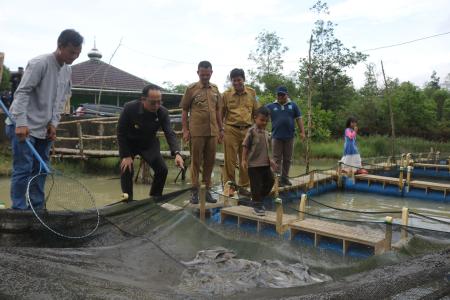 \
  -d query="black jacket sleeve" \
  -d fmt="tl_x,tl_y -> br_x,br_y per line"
160,108 -> 180,156
117,108 -> 132,158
